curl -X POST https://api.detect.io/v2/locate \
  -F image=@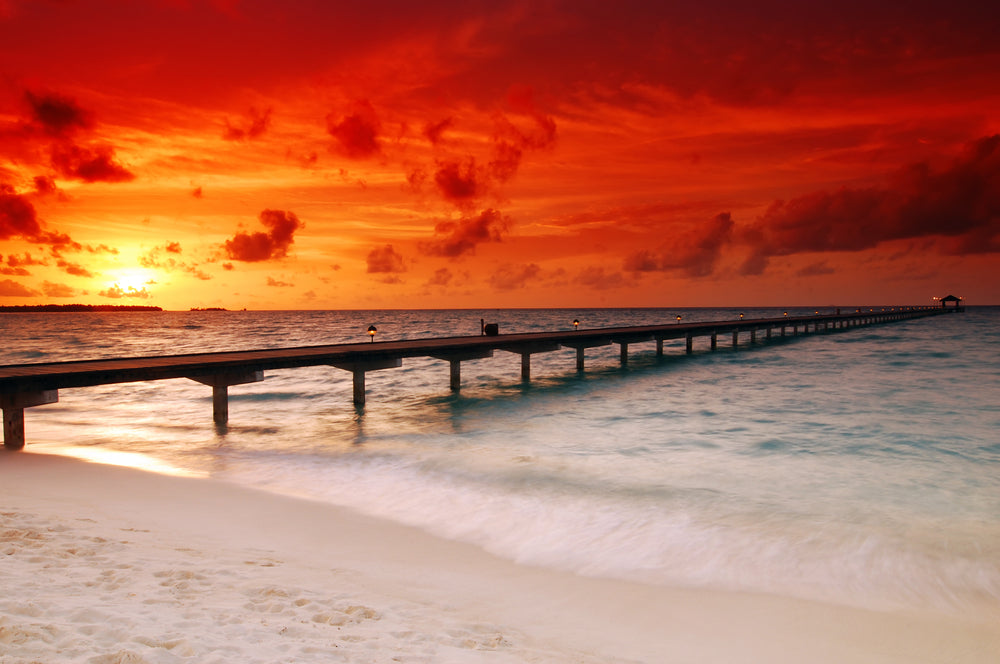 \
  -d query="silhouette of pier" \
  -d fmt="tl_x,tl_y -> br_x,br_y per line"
1,306 -> 958,450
